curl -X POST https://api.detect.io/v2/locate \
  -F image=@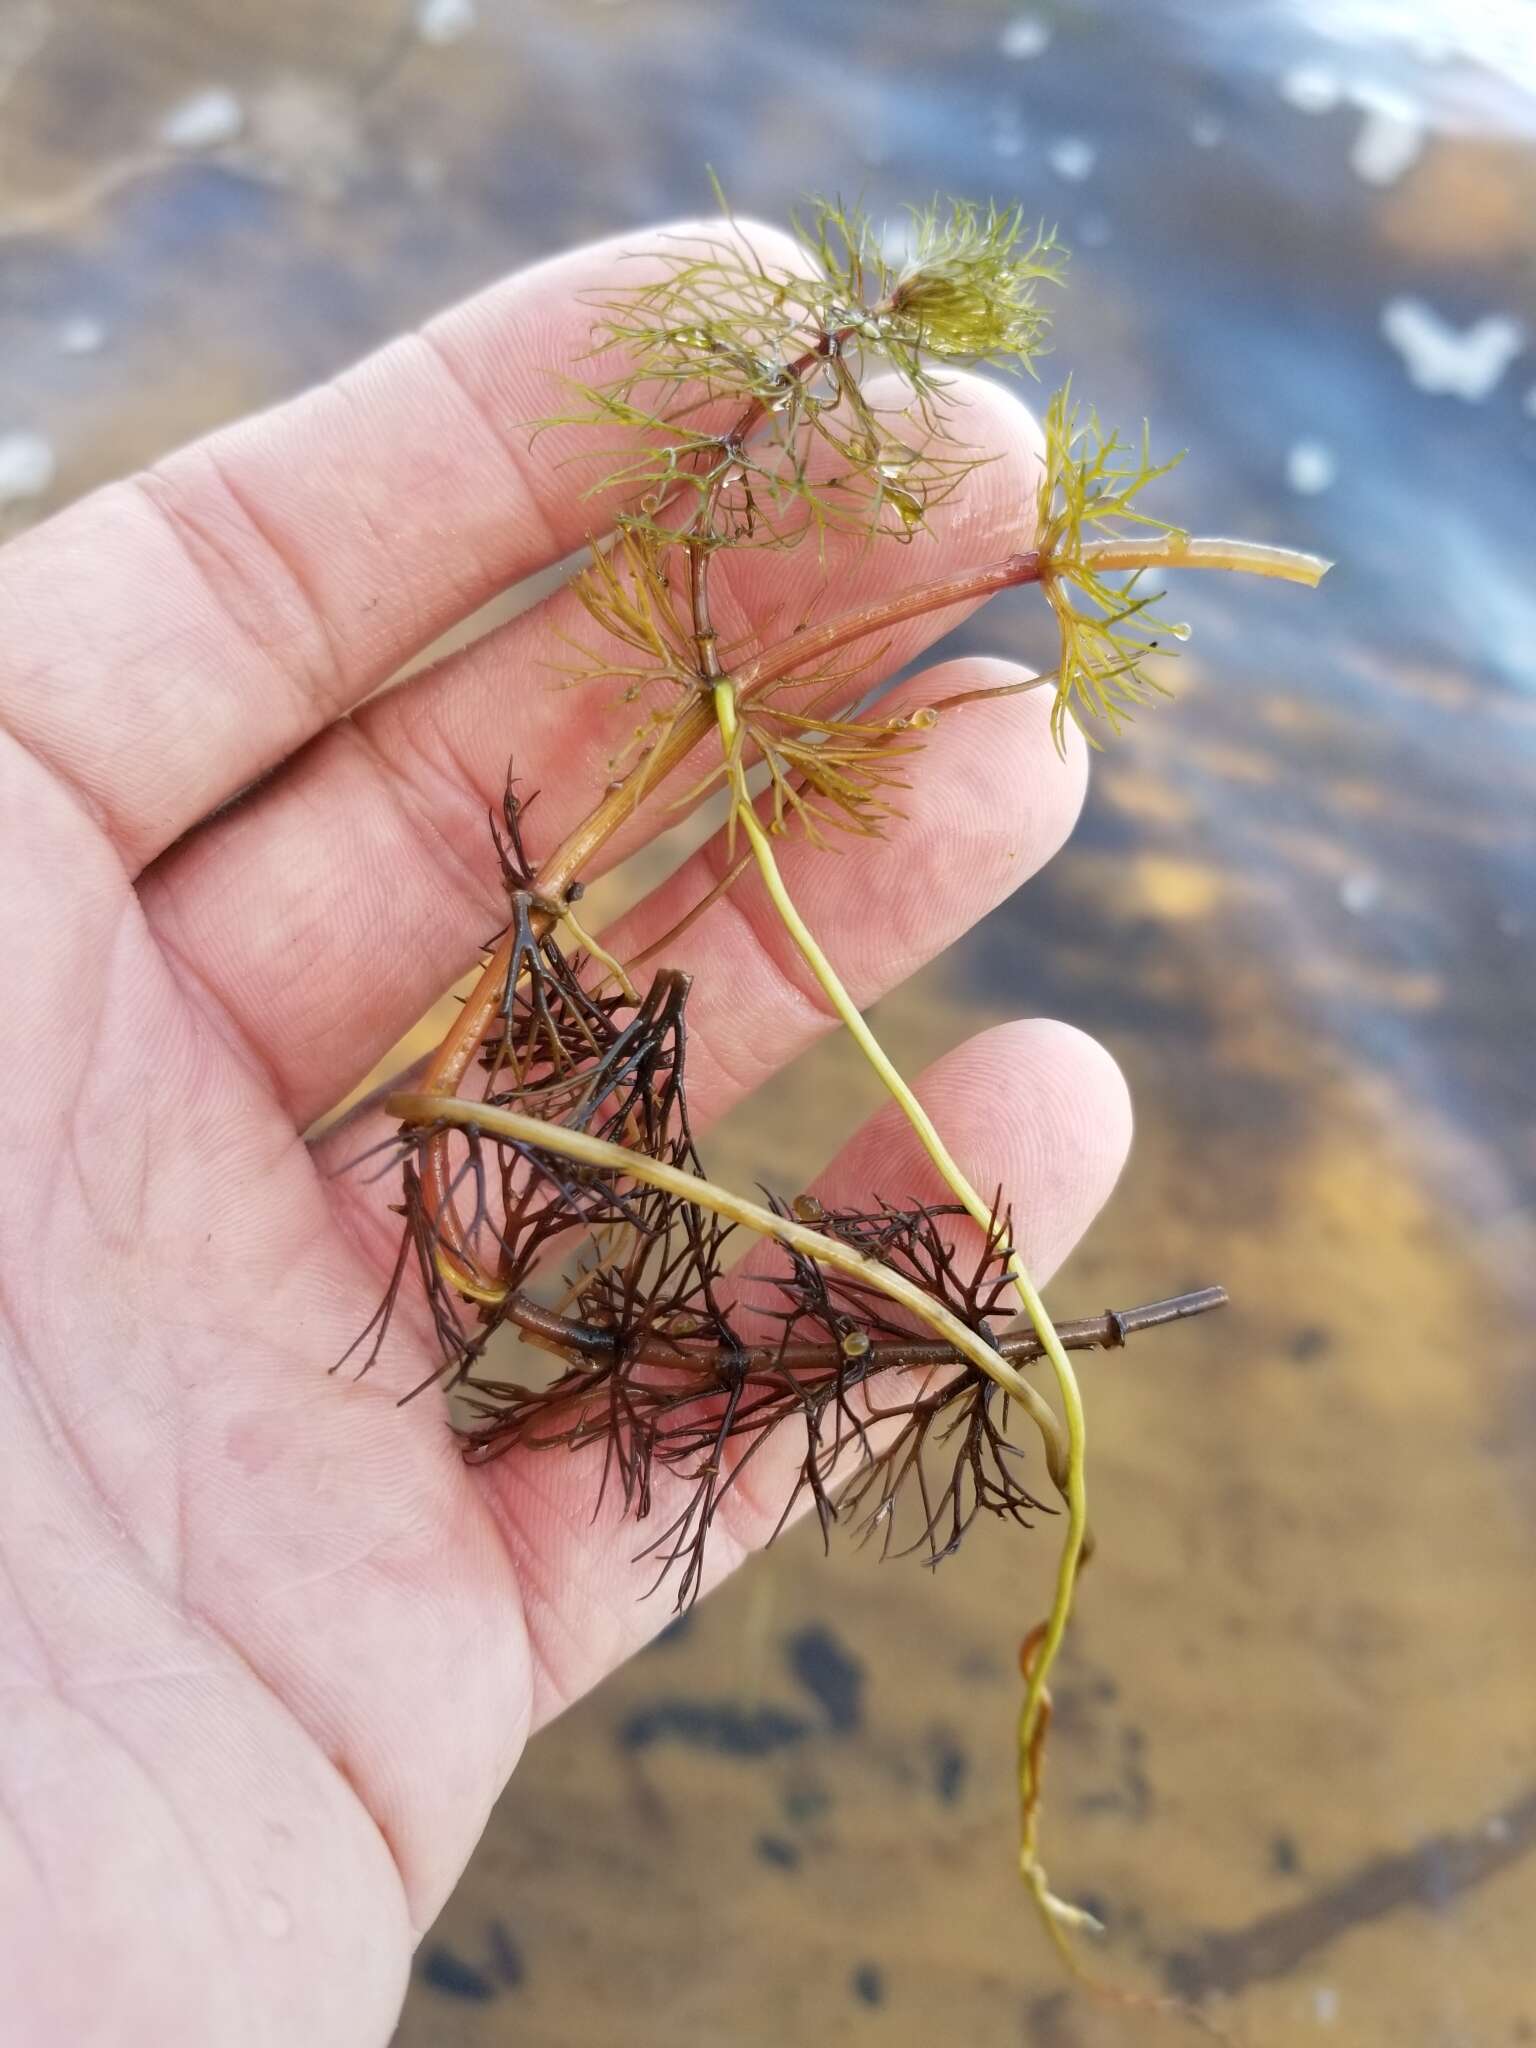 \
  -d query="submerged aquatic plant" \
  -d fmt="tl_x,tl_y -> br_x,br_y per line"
341,192 -> 1325,1996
